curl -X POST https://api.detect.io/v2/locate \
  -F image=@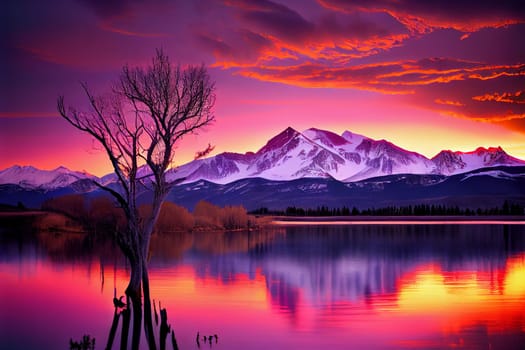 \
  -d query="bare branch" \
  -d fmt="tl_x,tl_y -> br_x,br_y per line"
90,180 -> 131,218
194,143 -> 215,160
57,48 -> 215,270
